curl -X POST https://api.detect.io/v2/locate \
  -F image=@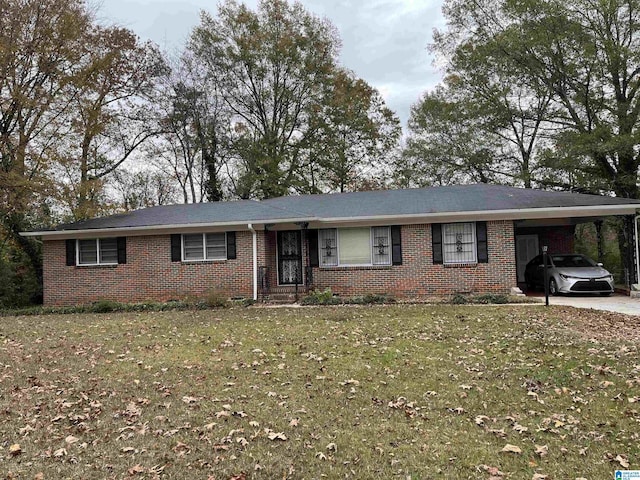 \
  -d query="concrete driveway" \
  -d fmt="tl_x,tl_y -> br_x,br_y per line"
533,293 -> 640,316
